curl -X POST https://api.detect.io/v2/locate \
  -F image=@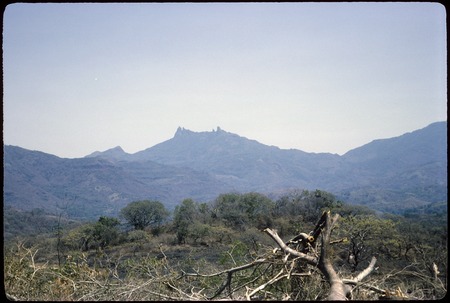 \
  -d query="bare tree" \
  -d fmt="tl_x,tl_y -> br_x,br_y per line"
264,211 -> 378,300
178,211 -> 385,300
